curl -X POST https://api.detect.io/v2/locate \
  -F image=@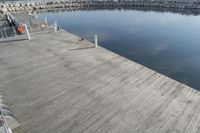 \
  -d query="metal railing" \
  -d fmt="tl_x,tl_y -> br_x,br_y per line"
0,110 -> 12,133
0,24 -> 33,42
0,26 -> 16,39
